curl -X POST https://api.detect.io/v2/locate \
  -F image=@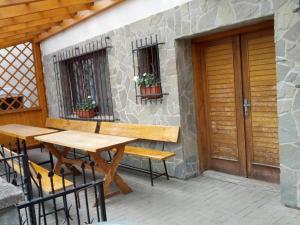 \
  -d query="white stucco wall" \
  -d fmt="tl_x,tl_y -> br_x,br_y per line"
40,0 -> 191,55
